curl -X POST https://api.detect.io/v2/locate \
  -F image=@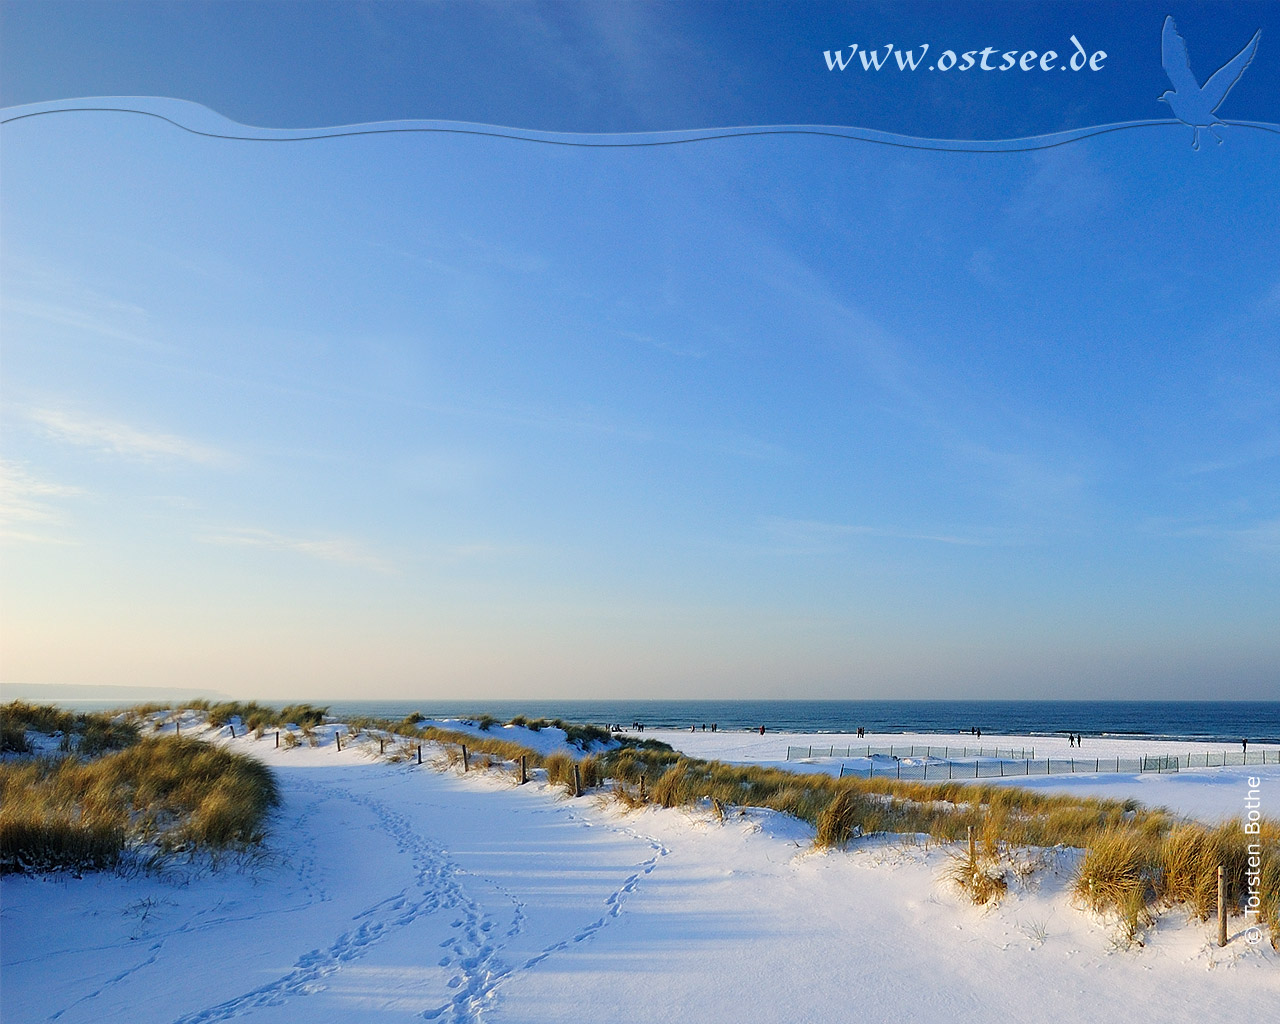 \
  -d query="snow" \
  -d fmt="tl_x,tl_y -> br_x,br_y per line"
2,720 -> 1277,1024
411,719 -> 617,757
648,728 -> 1280,821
